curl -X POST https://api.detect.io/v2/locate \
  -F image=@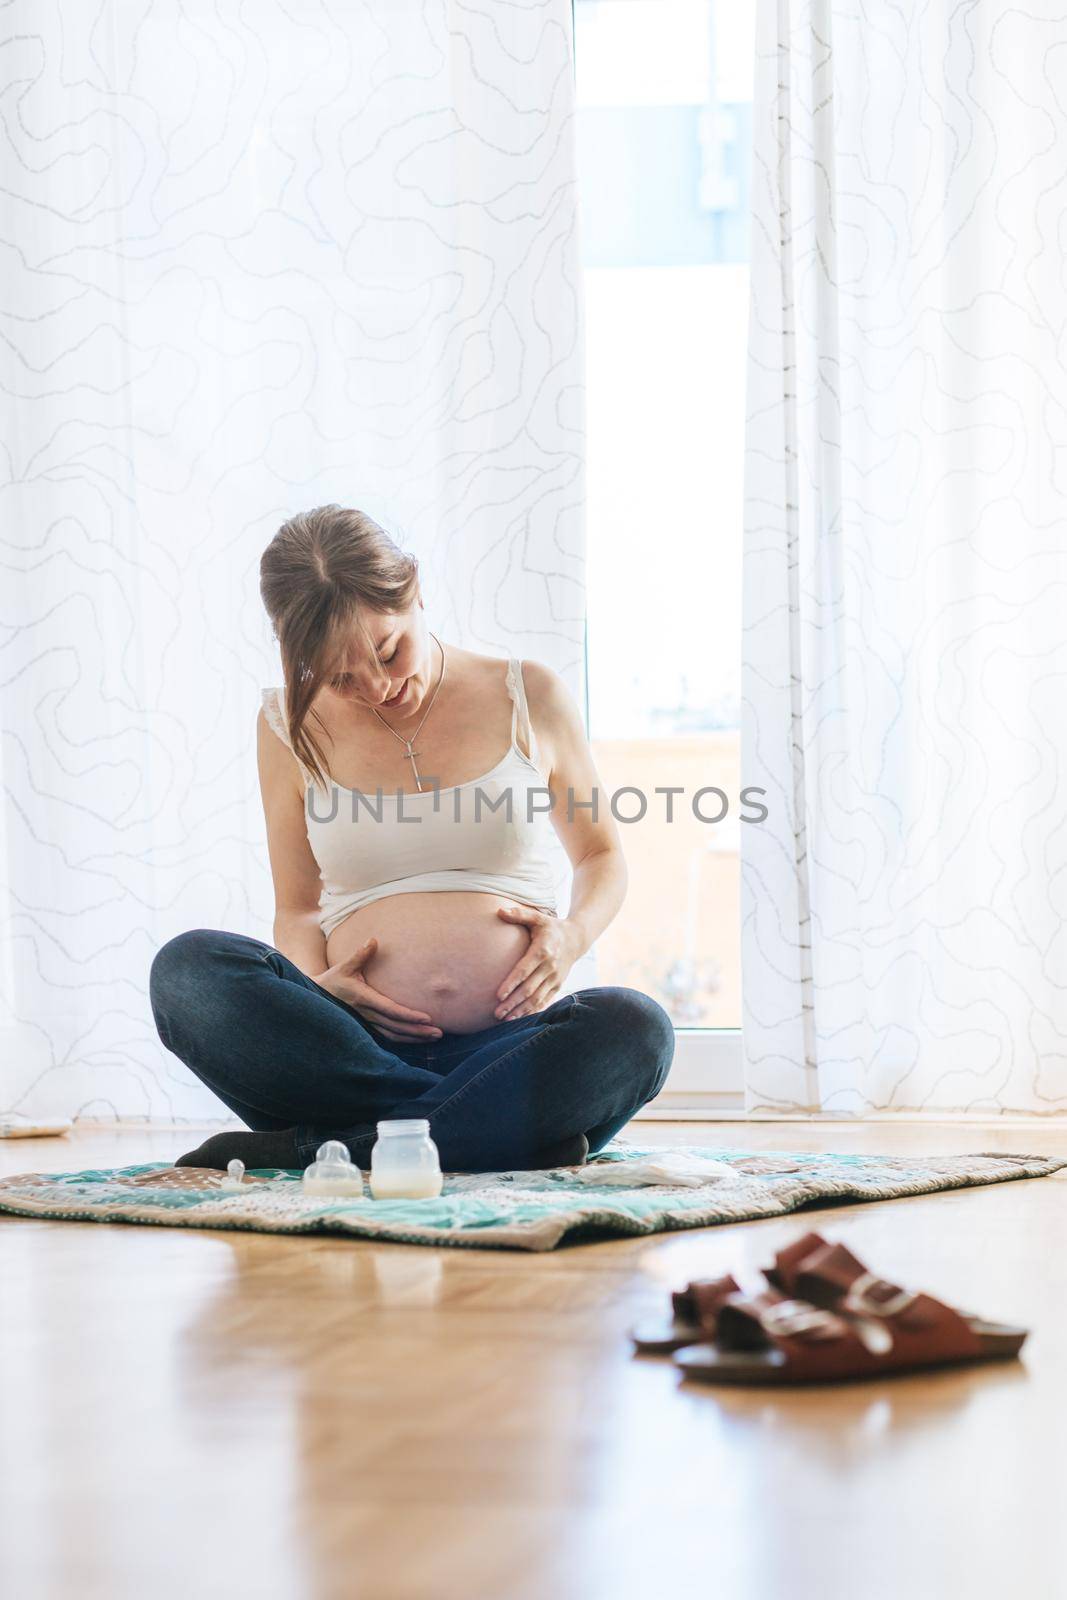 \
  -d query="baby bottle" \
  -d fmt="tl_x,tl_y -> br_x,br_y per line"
302,1140 -> 366,1197
369,1120 -> 443,1200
